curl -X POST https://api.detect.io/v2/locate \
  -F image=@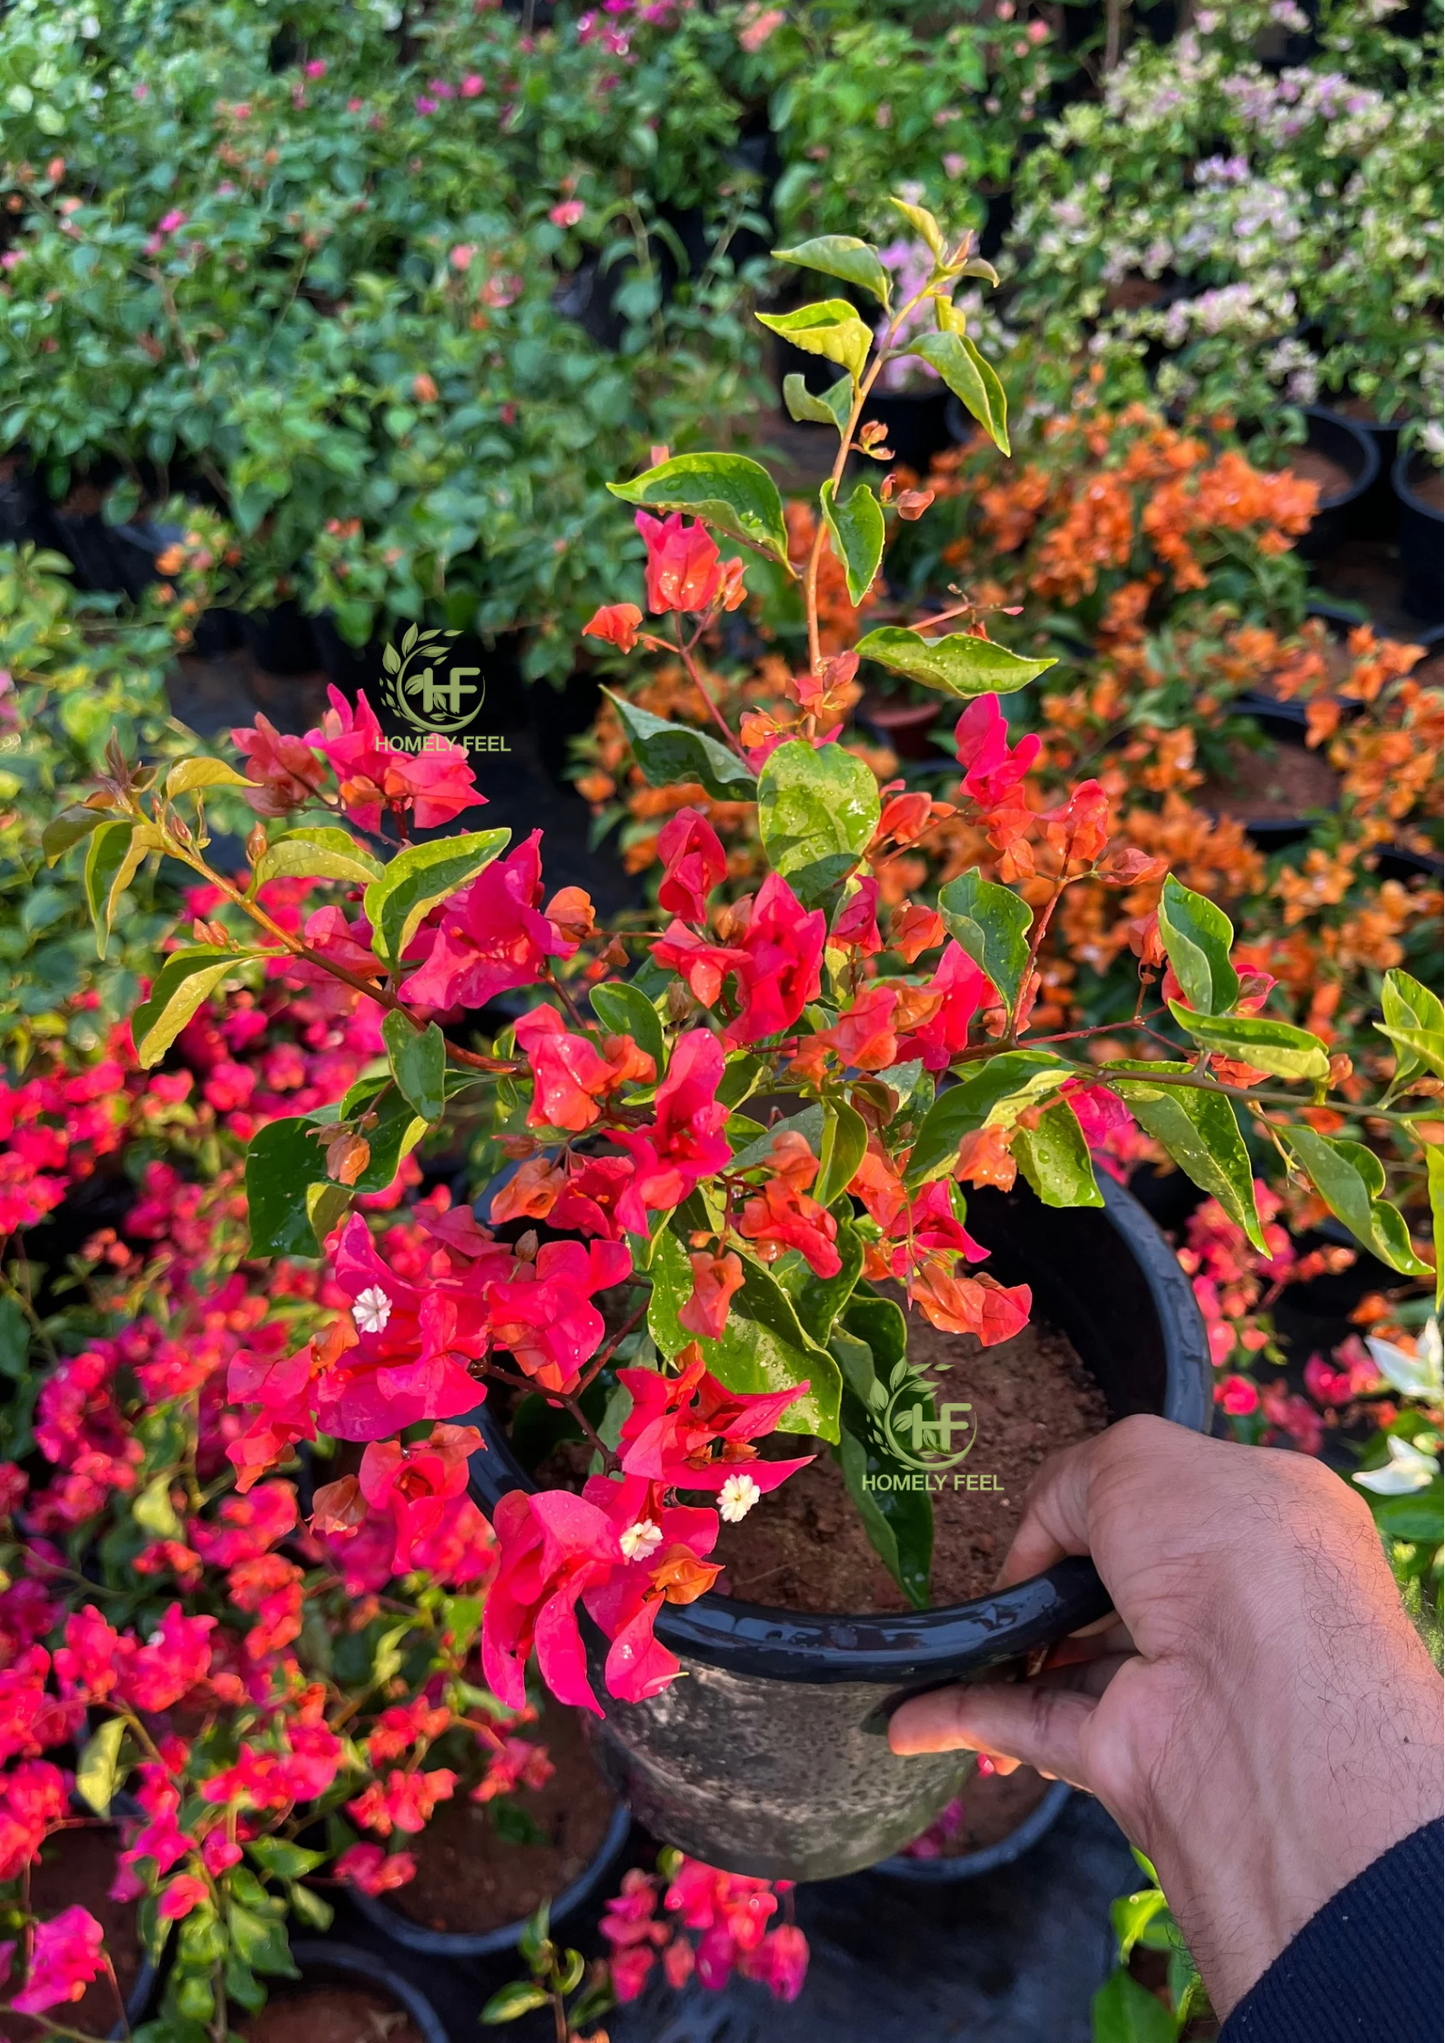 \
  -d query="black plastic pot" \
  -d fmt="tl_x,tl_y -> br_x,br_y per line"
1391,447 -> 1443,621
0,454 -> 54,549
1290,408 -> 1380,562
347,1801 -> 632,1962
238,601 -> 321,676
280,1941 -> 449,2043
467,1173 -> 1210,1882
874,1777 -> 1073,1884
859,388 -> 957,477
